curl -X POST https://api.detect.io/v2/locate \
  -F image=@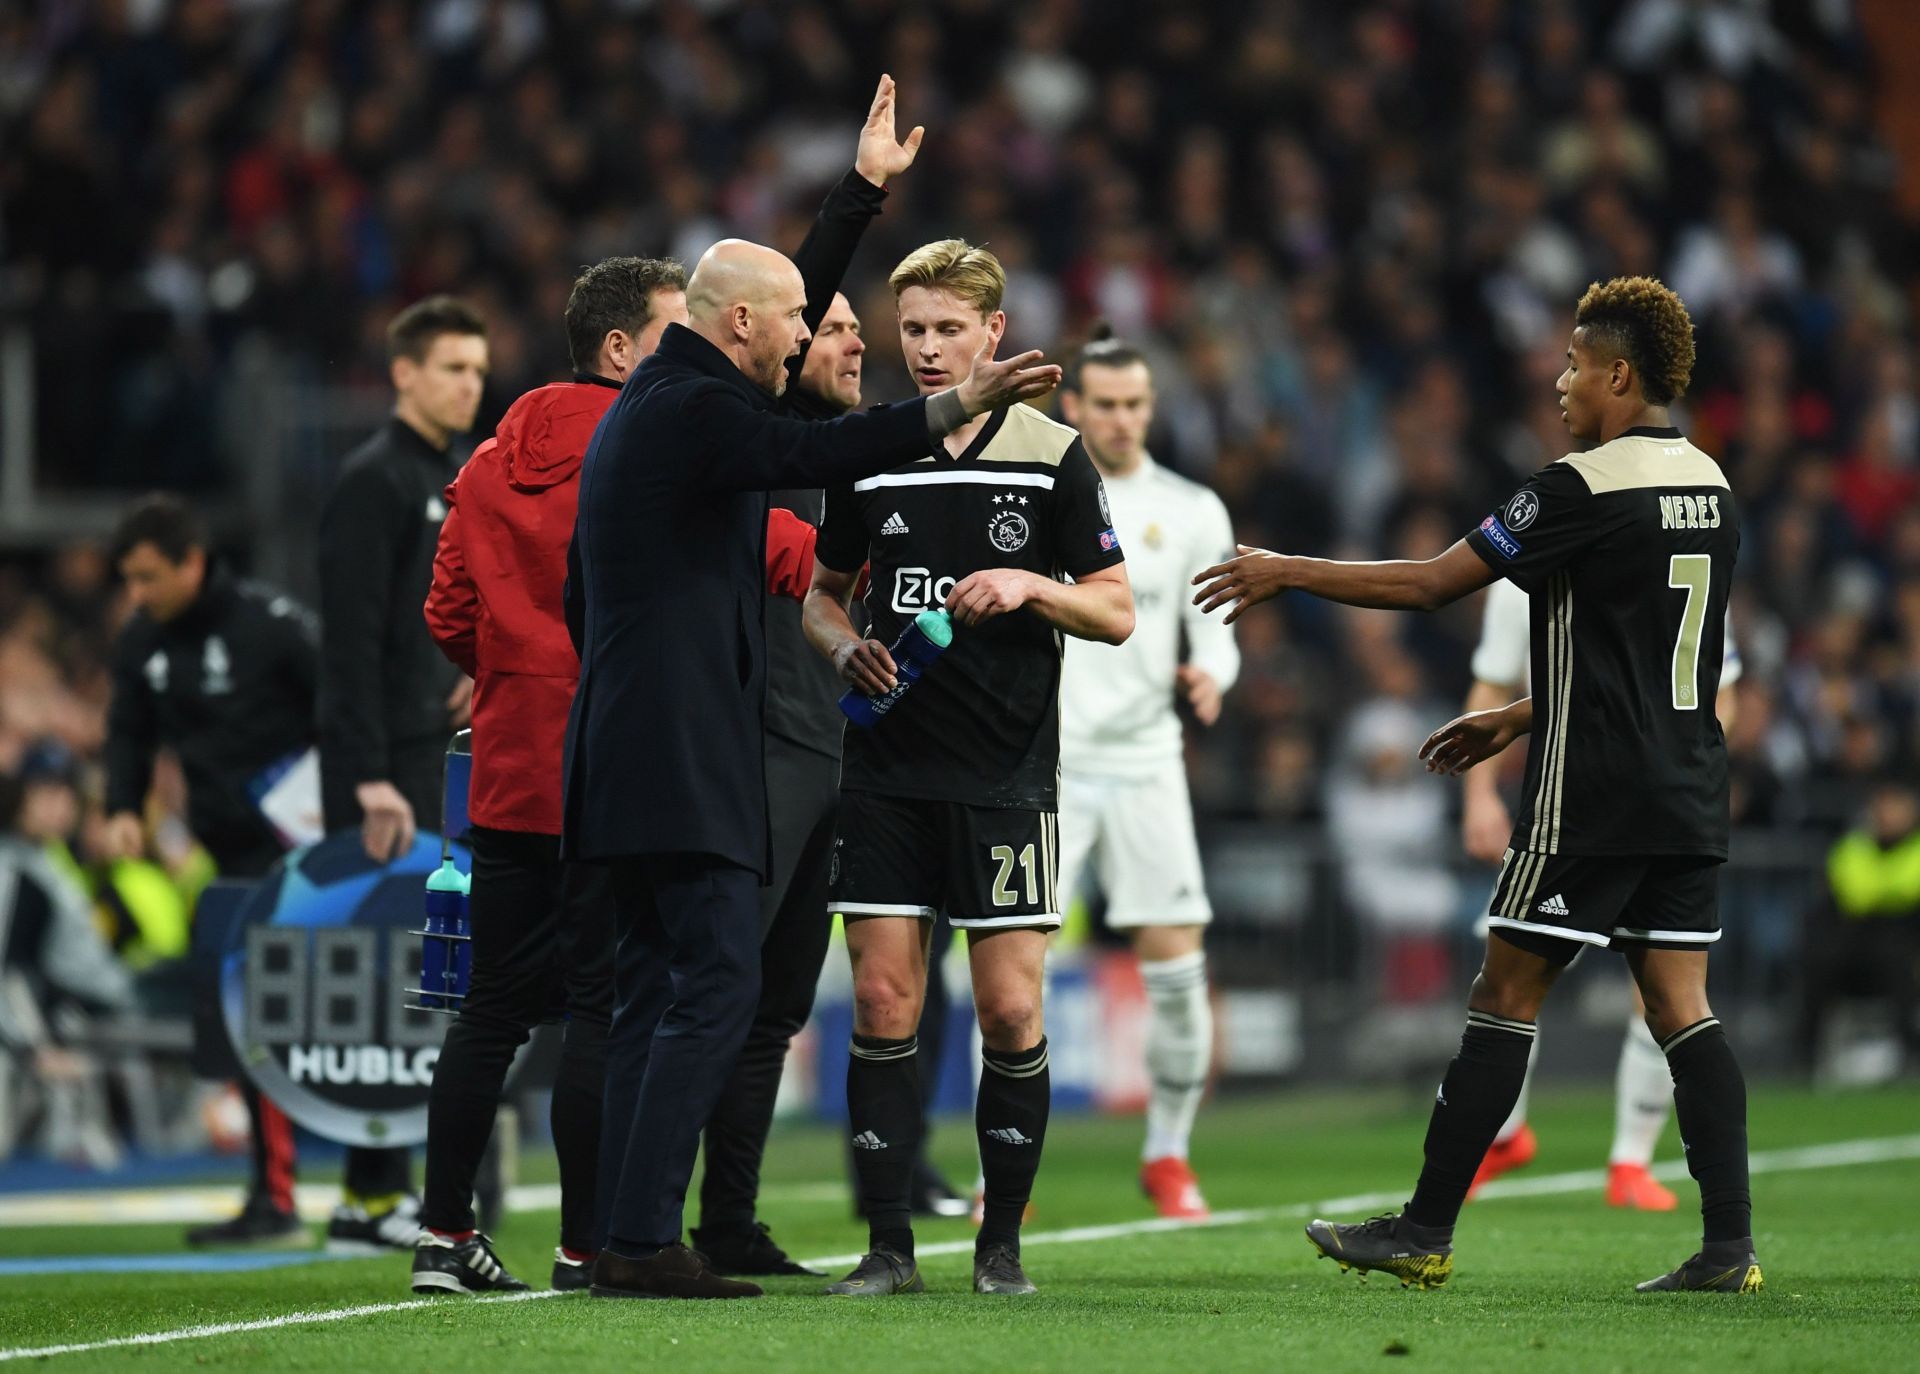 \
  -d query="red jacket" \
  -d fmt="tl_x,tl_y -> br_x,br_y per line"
425,379 -> 823,834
